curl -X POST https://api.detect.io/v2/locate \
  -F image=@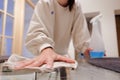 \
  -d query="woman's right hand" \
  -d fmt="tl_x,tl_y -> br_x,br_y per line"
15,48 -> 75,70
